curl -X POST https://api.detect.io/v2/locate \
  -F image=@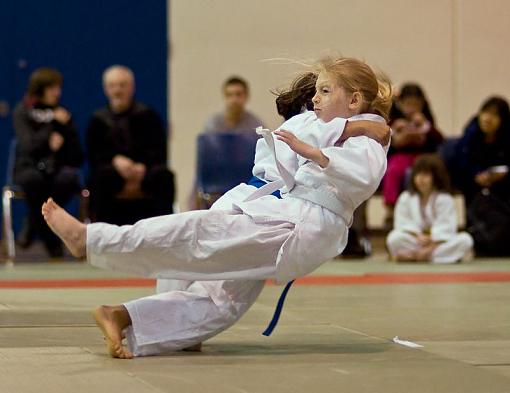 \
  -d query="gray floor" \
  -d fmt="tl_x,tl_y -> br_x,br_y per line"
1,251 -> 510,393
